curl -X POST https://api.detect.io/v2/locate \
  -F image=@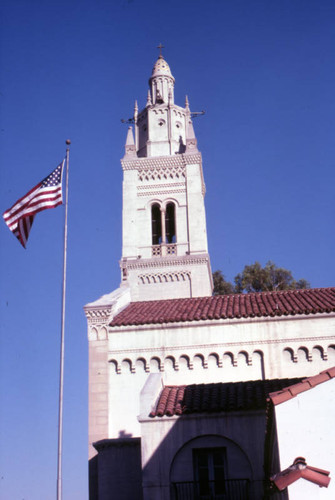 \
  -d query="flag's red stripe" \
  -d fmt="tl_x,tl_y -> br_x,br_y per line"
3,186 -> 62,222
17,216 -> 32,248
3,161 -> 64,247
20,198 -> 63,219
6,200 -> 62,230
17,191 -> 62,213
3,183 -> 42,218
5,190 -> 62,226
